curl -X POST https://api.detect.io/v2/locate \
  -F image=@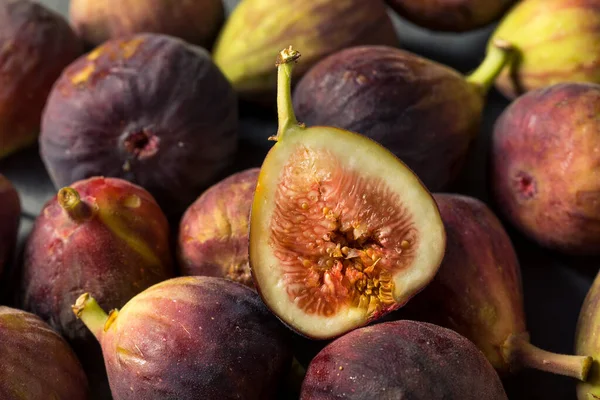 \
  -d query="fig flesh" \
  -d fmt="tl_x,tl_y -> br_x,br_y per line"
398,193 -> 592,380
178,168 -> 259,288
69,0 -> 224,49
40,33 -> 238,217
0,306 -> 89,399
301,320 -> 508,400
73,276 -> 293,400
576,269 -> 600,399
491,82 -> 600,255
212,0 -> 399,103
490,0 -> 600,99
249,47 -> 446,340
0,174 -> 20,278
293,43 -> 513,191
0,0 -> 82,159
